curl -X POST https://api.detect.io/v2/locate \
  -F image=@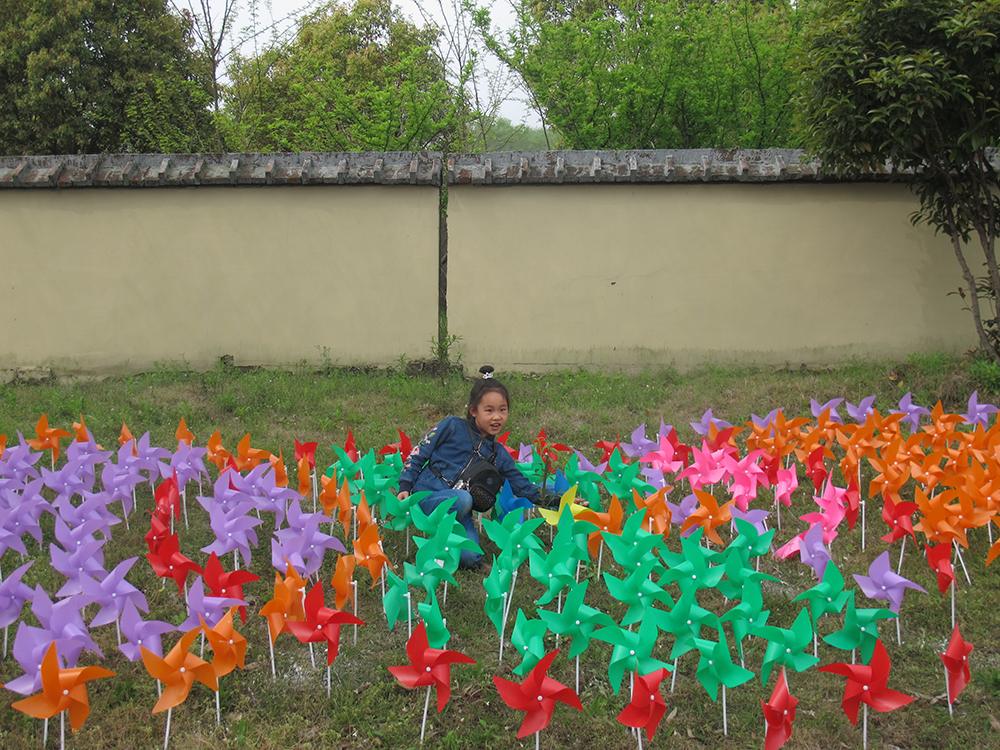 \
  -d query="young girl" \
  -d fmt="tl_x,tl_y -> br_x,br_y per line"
396,366 -> 543,569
